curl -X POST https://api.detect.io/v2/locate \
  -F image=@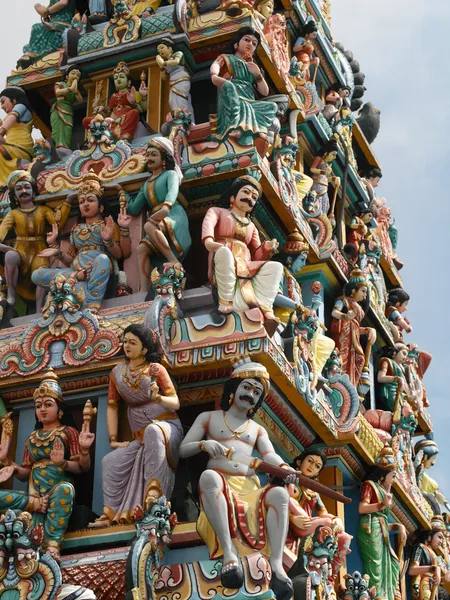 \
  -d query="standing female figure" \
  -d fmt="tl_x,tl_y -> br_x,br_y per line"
90,325 -> 182,528
409,520 -> 450,600
156,39 -> 194,118
51,67 -> 83,149
357,446 -> 406,600
292,20 -> 320,82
